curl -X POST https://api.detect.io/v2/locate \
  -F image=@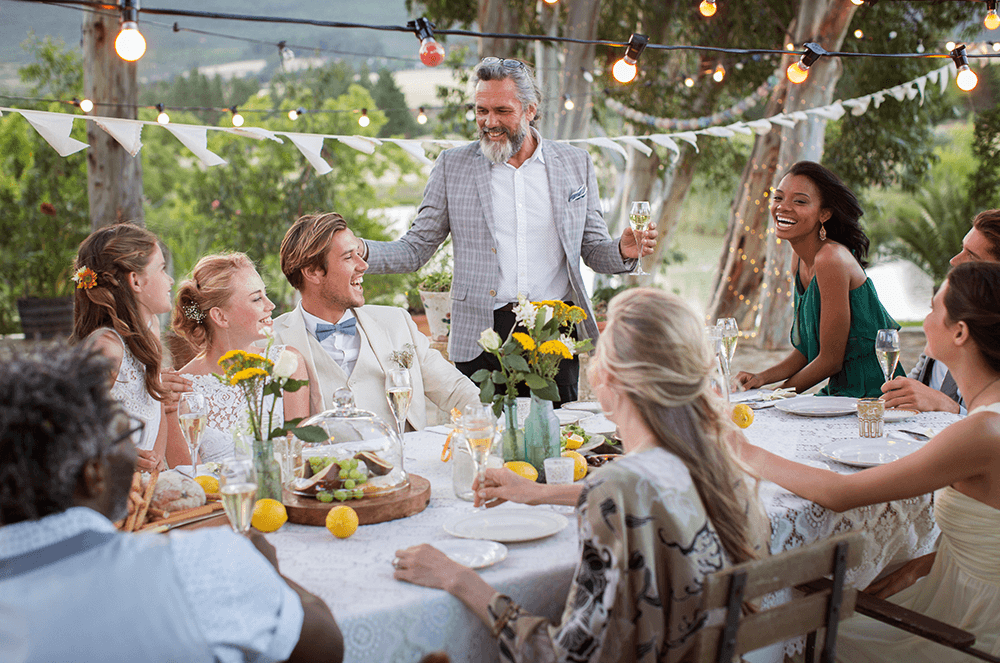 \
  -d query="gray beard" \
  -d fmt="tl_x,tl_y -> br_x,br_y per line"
479,123 -> 528,165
